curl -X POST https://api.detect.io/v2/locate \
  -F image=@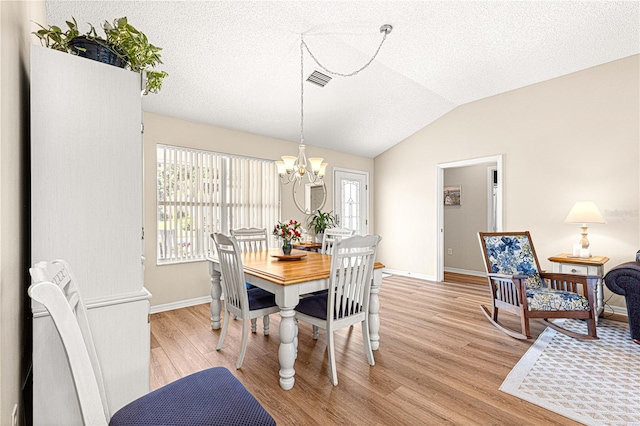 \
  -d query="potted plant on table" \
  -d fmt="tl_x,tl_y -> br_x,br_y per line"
306,210 -> 335,243
33,17 -> 168,94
